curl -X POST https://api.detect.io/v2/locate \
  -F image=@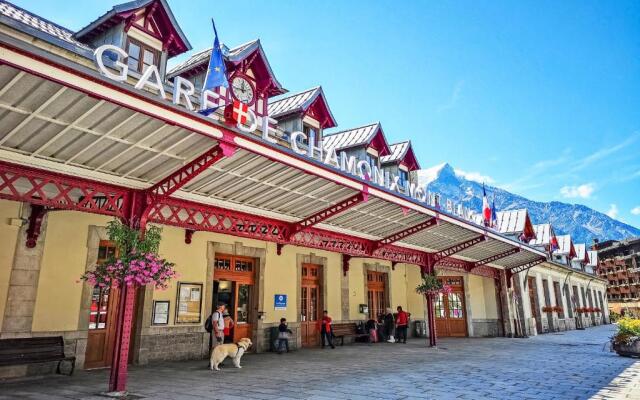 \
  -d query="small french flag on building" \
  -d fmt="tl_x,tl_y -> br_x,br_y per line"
482,184 -> 491,227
